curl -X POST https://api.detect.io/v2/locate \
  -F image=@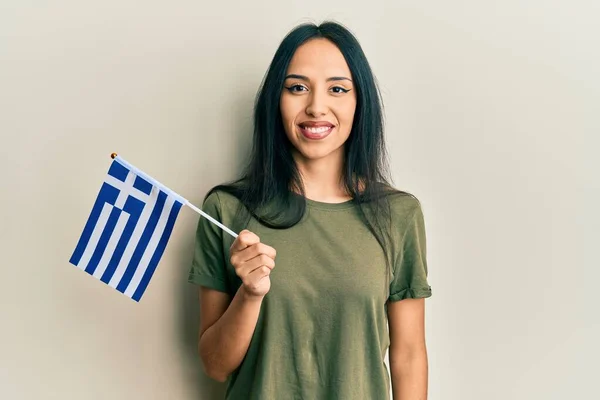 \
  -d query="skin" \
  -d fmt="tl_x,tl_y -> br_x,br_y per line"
279,38 -> 357,203
197,38 -> 428,399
